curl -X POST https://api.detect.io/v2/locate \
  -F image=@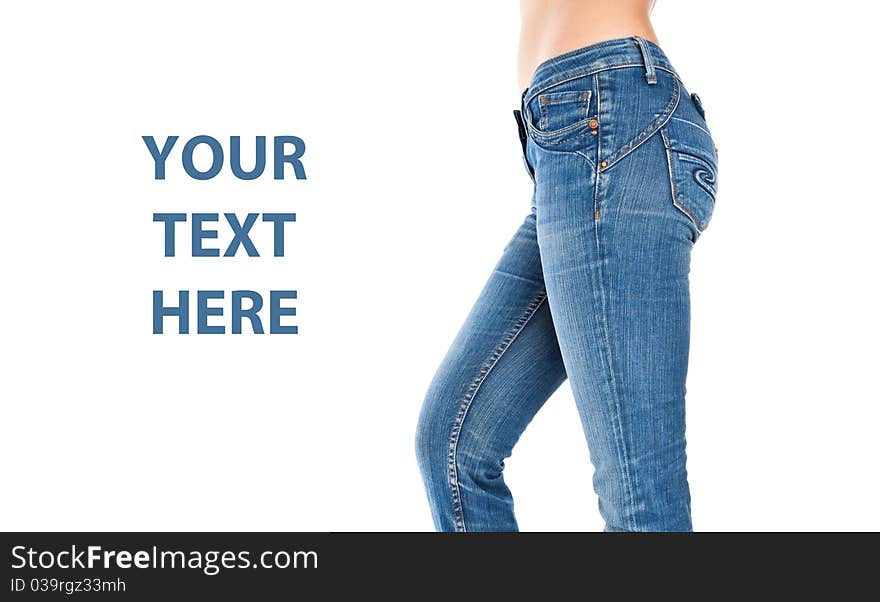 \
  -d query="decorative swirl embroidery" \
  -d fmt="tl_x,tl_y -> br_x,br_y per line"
677,153 -> 716,201
693,166 -> 716,200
